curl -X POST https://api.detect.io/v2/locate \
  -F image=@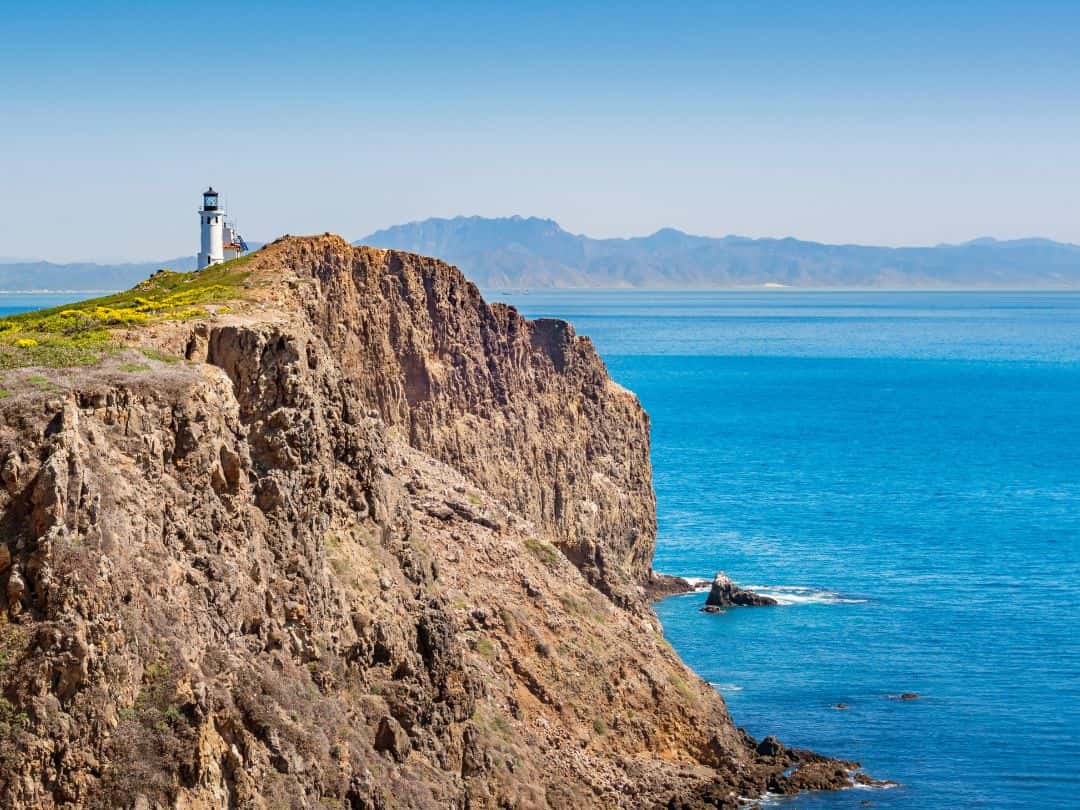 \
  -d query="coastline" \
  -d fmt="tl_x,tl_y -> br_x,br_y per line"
0,237 -> 874,808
